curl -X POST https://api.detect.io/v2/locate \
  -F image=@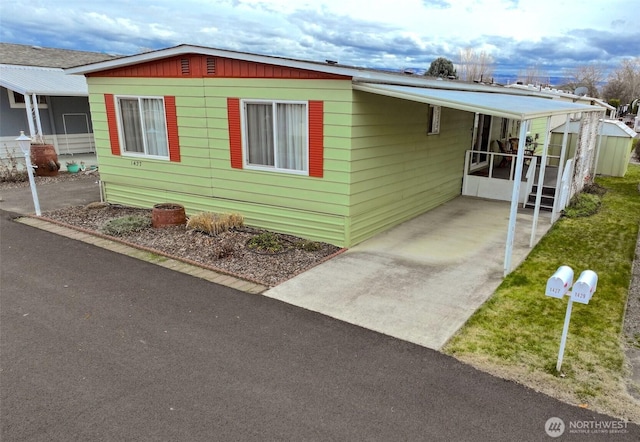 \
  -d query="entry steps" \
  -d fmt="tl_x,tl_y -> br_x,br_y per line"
524,185 -> 555,211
